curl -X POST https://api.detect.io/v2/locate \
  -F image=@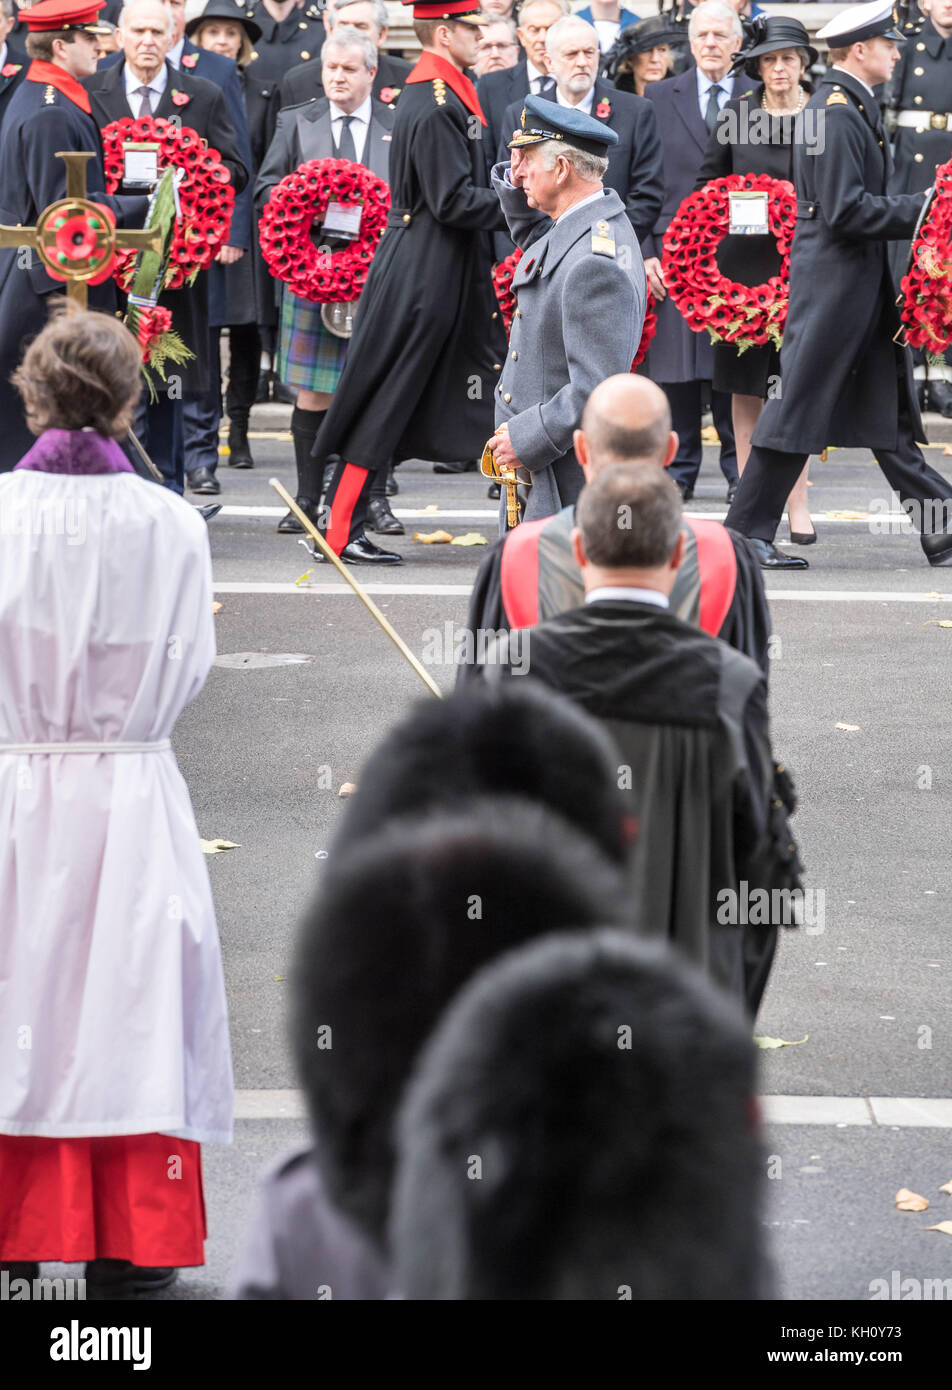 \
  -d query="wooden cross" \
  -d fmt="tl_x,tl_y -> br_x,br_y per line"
0,151 -> 162,307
